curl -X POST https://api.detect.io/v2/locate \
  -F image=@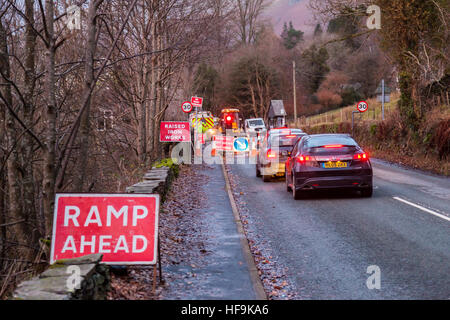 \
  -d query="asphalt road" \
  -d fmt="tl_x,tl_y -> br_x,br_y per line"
228,158 -> 450,299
